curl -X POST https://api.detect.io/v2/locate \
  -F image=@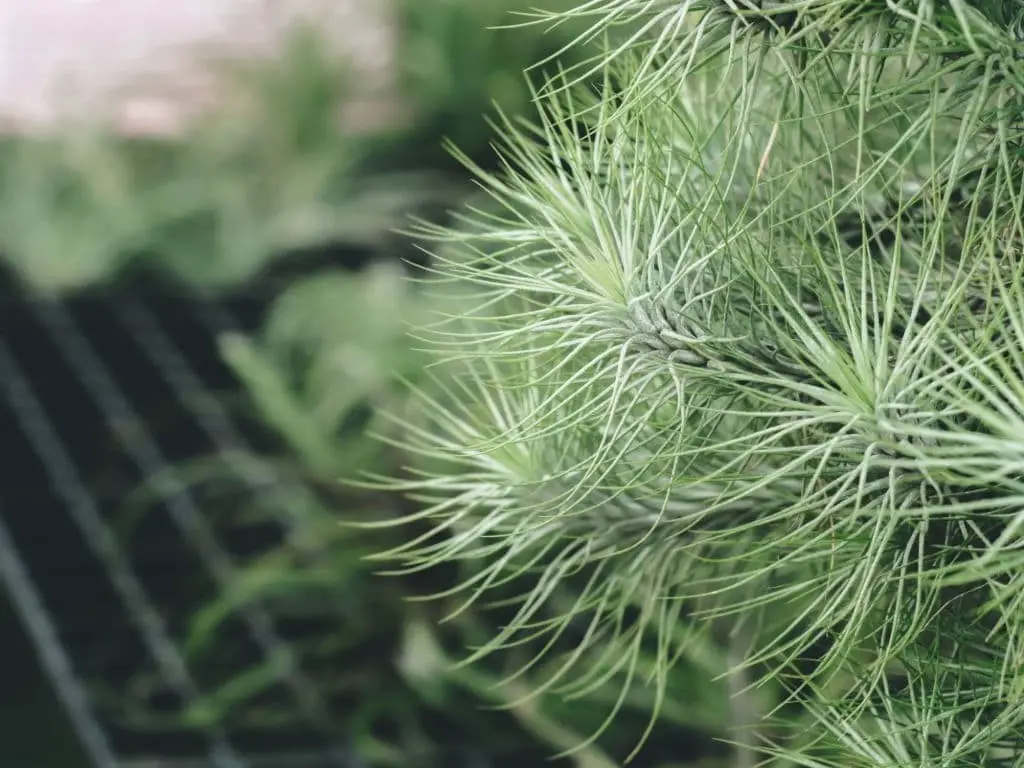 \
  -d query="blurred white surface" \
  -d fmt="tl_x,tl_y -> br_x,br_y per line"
0,0 -> 396,133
